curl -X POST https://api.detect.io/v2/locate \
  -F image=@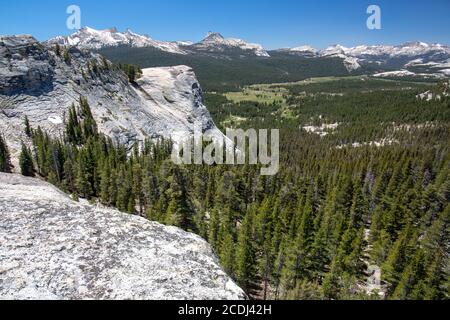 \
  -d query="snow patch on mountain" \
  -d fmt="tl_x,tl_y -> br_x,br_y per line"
278,45 -> 317,57
193,32 -> 270,57
318,45 -> 361,71
373,69 -> 445,79
290,45 -> 317,53
328,42 -> 450,59
320,44 -> 349,57
47,27 -> 187,55
373,70 -> 416,77
314,41 -> 450,73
